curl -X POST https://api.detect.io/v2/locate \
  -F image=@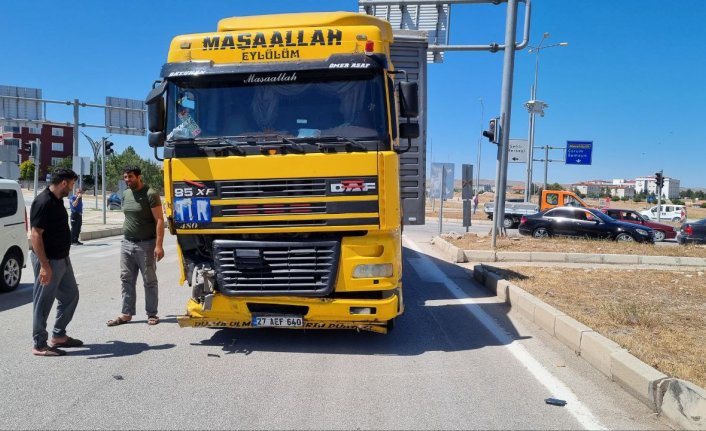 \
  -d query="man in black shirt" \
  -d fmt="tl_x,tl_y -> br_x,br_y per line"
30,169 -> 84,356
